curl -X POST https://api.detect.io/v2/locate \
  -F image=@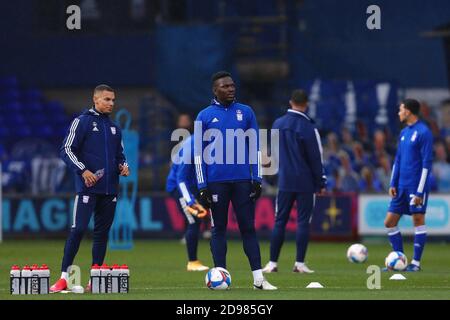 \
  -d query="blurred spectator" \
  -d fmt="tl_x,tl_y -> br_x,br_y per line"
351,141 -> 371,174
340,126 -> 354,160
371,129 -> 392,167
446,136 -> 450,163
337,150 -> 359,192
420,101 -> 441,138
359,166 -> 383,193
355,120 -> 372,153
432,141 -> 450,192
375,153 -> 392,191
439,99 -> 450,139
326,168 -> 340,192
0,144 -> 6,162
323,132 -> 341,174
177,113 -> 194,133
